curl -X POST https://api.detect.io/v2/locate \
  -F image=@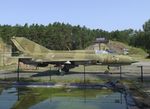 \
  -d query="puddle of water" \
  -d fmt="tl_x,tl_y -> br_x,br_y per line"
30,92 -> 126,109
24,89 -> 127,109
0,86 -> 128,109
0,87 -> 18,109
